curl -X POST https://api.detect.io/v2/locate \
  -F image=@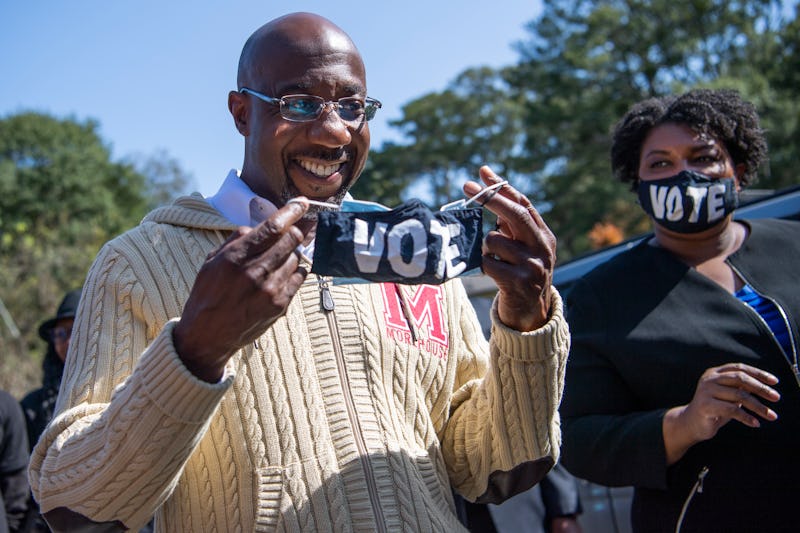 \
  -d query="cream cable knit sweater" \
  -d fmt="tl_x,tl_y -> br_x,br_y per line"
29,193 -> 569,532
